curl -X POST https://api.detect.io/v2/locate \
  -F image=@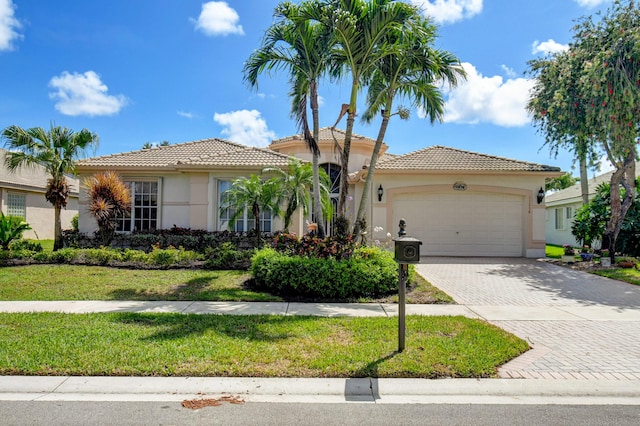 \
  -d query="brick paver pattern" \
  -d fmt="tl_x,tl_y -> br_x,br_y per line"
416,258 -> 640,380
